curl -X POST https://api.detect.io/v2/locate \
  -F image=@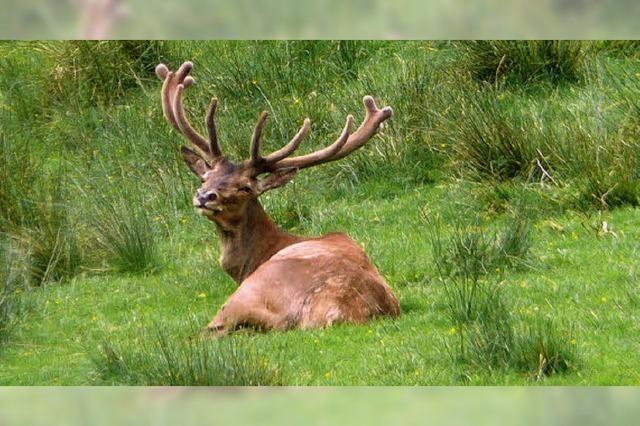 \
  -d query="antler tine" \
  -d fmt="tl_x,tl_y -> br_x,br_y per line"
173,84 -> 212,158
157,61 -> 223,161
250,111 -> 269,165
156,62 -> 193,131
206,97 -> 222,158
330,96 -> 393,161
261,118 -> 311,165
156,63 -> 179,131
272,115 -> 354,170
